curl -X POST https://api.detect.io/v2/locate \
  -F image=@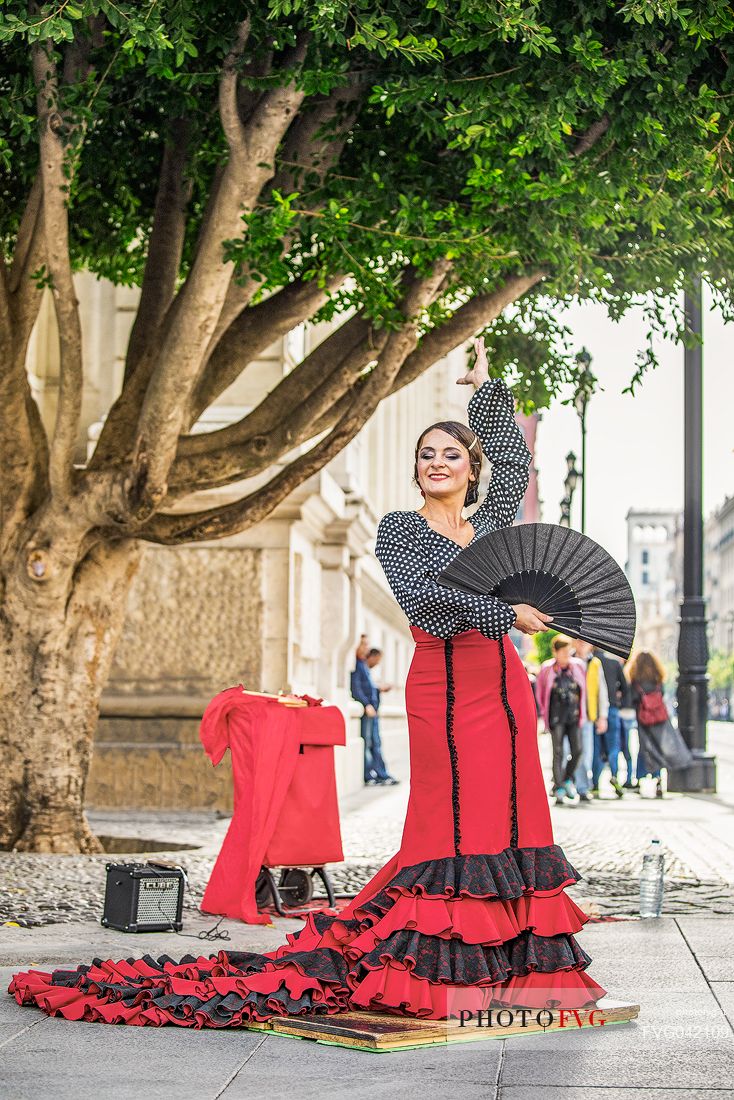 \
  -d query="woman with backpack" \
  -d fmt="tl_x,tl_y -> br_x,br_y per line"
627,649 -> 668,798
